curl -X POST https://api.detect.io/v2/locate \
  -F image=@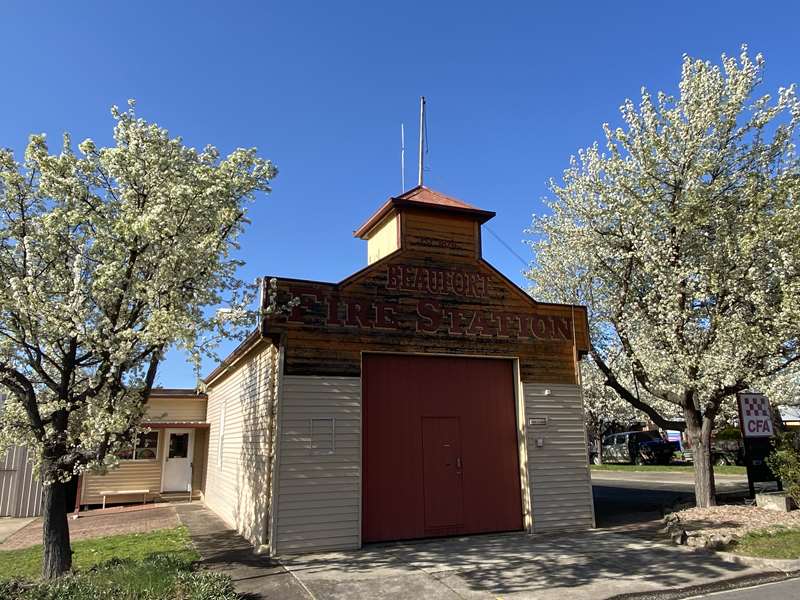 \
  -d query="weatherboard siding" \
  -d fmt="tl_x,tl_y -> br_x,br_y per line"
81,431 -> 165,505
145,397 -> 207,422
523,383 -> 595,532
366,213 -> 399,264
272,375 -> 361,554
204,343 -> 277,547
